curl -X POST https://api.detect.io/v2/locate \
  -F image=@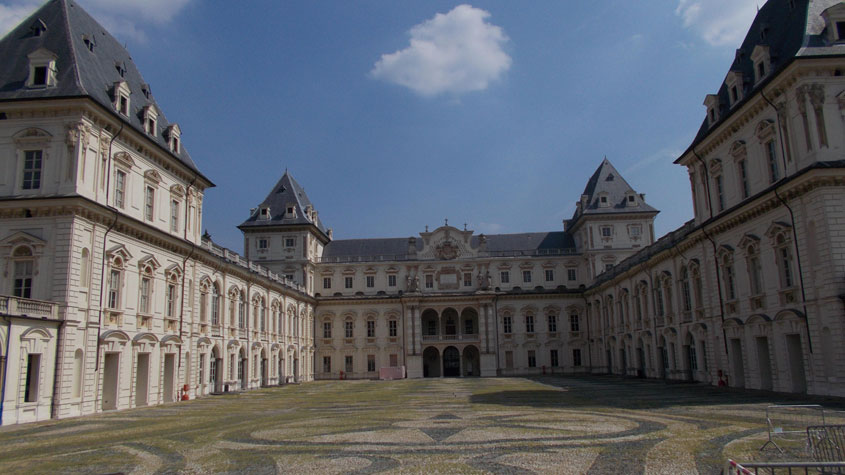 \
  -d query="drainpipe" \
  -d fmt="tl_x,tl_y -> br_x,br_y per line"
0,317 -> 13,425
178,173 -> 199,385
50,319 -> 66,419
493,294 -> 500,375
760,89 -> 812,353
582,295 -> 592,373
